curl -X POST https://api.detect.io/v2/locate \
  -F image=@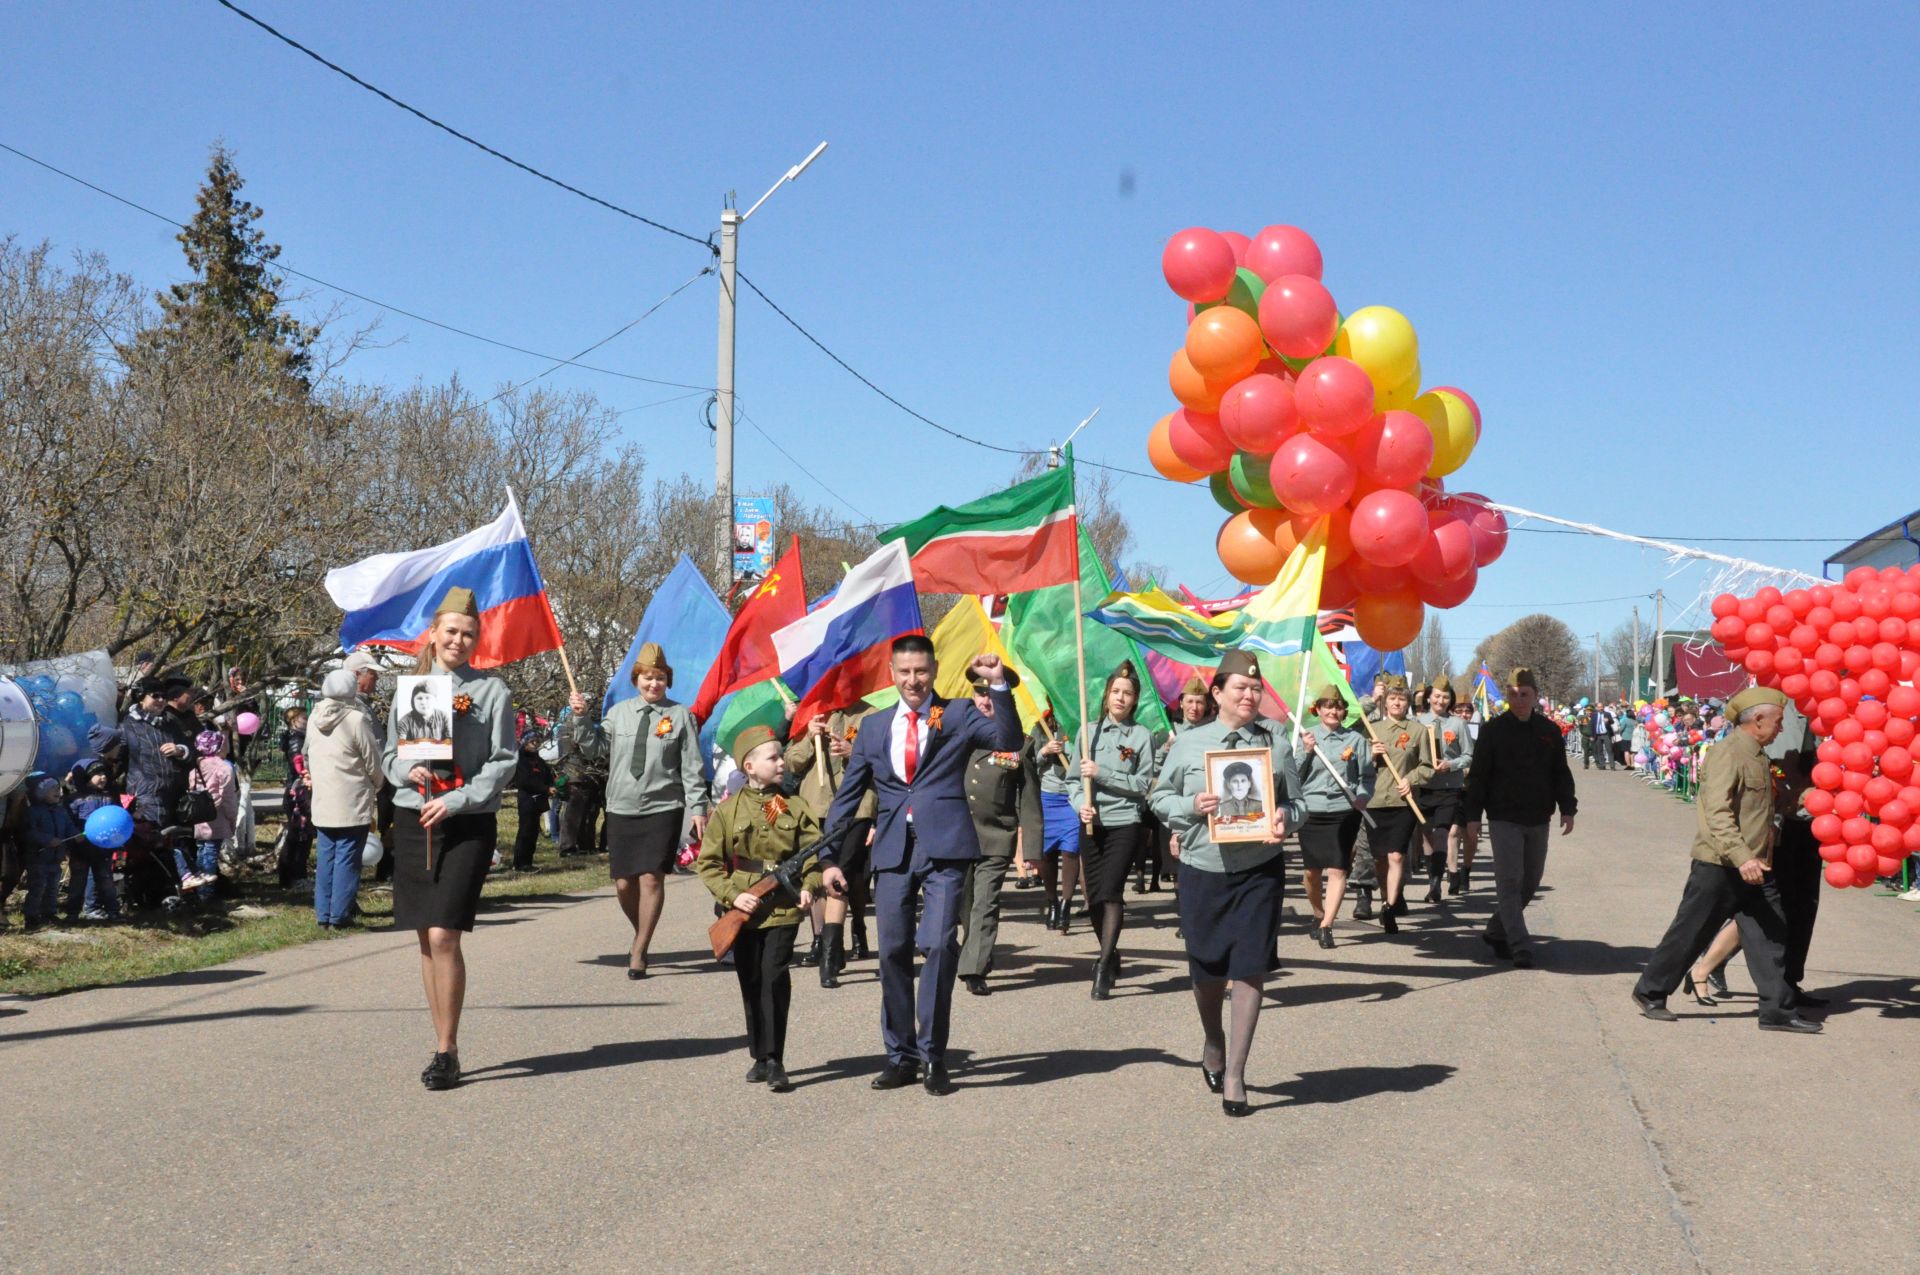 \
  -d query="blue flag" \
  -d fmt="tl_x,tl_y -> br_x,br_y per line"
606,554 -> 730,714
